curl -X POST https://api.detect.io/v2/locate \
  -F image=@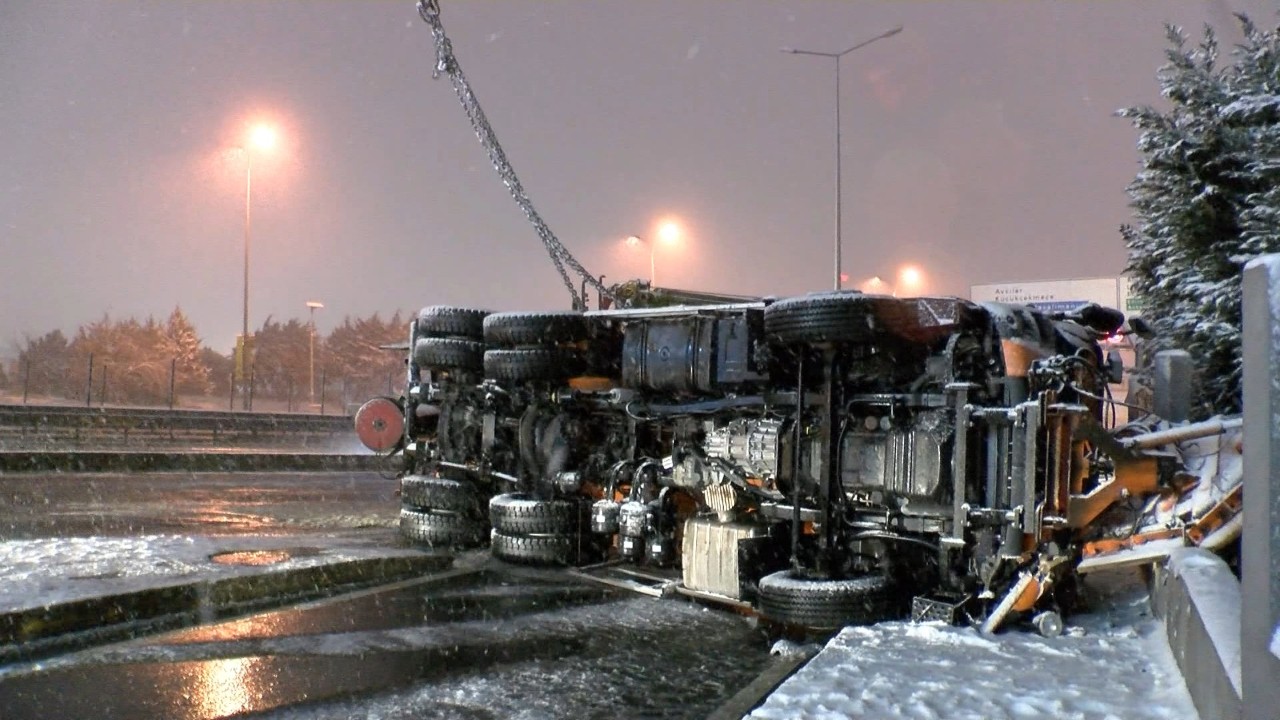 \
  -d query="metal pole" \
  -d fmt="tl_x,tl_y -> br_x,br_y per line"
242,148 -> 252,410
783,27 -> 902,291
168,357 -> 177,409
229,370 -> 234,411
833,57 -> 842,291
319,368 -> 327,415
22,358 -> 29,404
309,306 -> 316,405
85,353 -> 93,407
